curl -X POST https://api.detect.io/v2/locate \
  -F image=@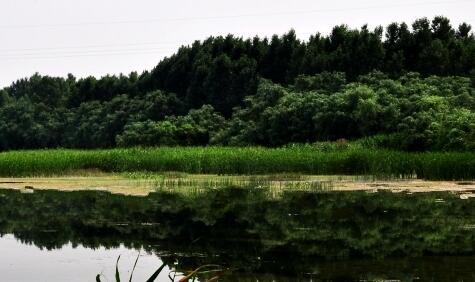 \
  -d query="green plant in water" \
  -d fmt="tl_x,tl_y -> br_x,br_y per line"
96,255 -> 166,282
96,255 -> 227,282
